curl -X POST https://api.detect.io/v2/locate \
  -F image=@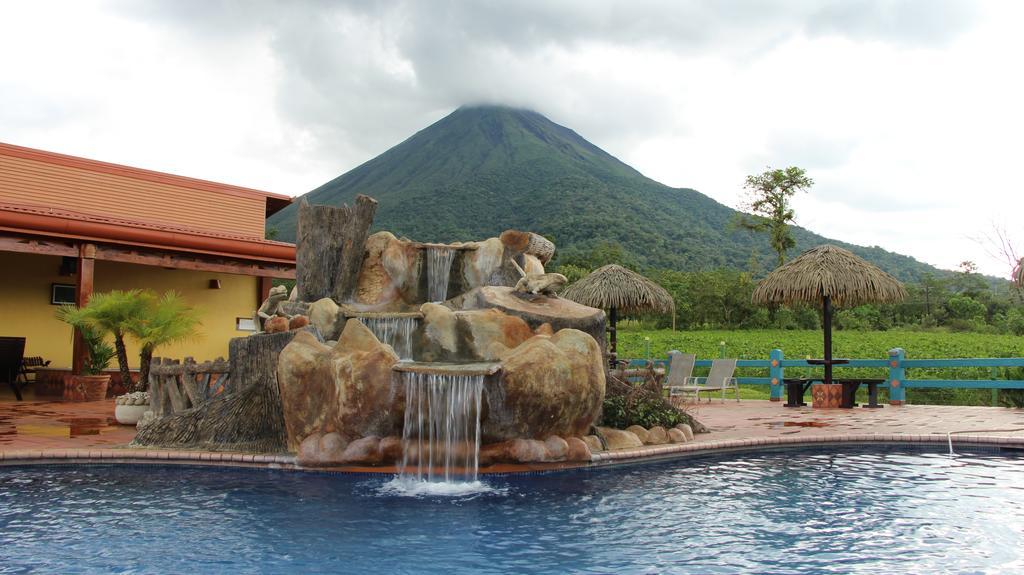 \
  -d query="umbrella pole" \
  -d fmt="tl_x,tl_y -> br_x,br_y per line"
609,306 -> 618,369
822,295 -> 833,385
